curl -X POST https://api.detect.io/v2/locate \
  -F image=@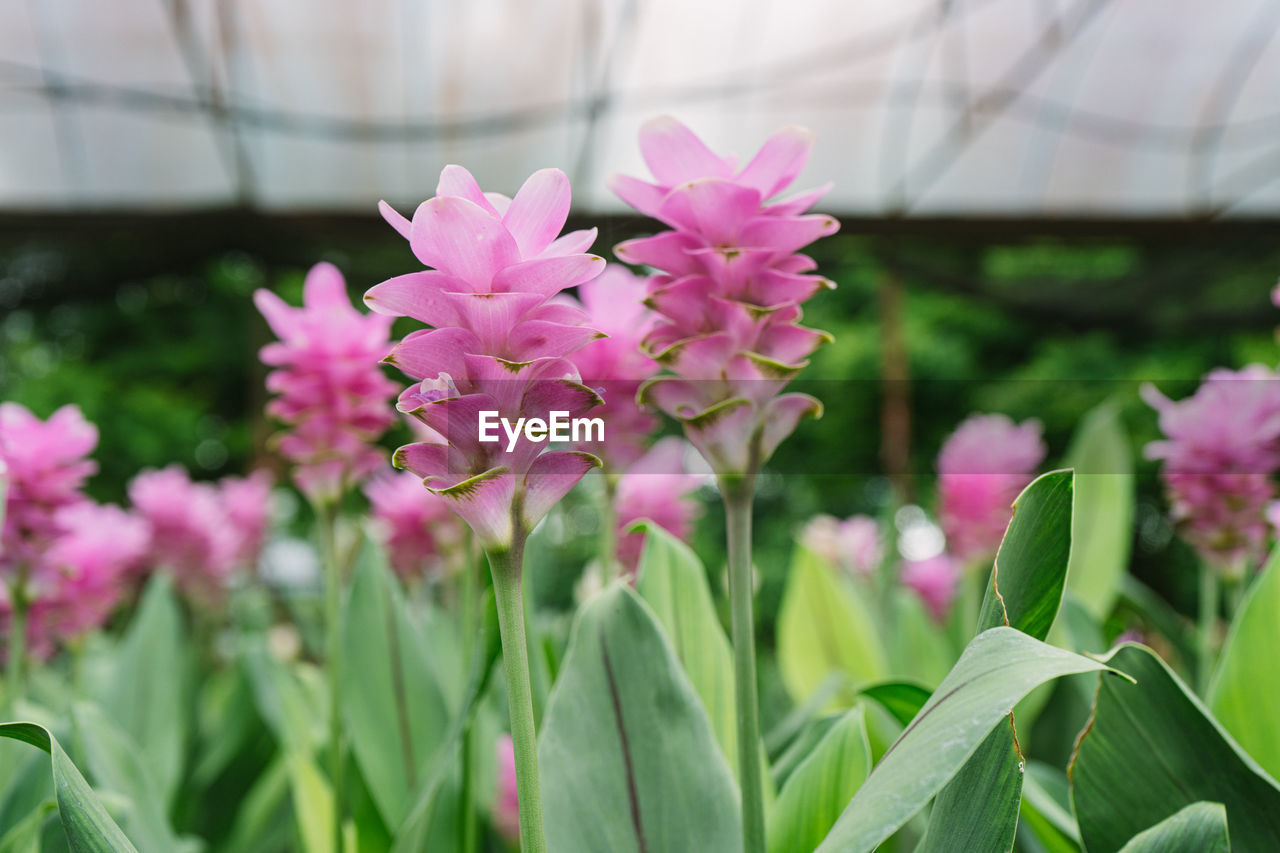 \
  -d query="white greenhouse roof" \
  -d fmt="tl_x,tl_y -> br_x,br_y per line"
3,0 -> 1280,217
